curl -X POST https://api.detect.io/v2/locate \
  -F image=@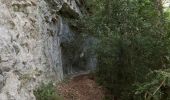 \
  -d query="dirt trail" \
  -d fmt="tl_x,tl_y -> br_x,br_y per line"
57,73 -> 104,100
